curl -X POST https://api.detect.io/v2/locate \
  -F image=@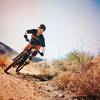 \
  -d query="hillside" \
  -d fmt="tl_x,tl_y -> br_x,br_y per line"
0,42 -> 18,58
